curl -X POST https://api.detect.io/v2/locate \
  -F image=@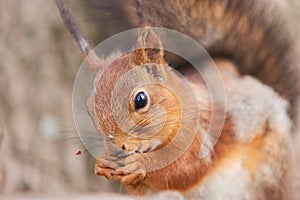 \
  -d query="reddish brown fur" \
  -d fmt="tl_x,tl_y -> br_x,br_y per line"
90,1 -> 298,197
56,0 -> 297,198
141,117 -> 235,194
